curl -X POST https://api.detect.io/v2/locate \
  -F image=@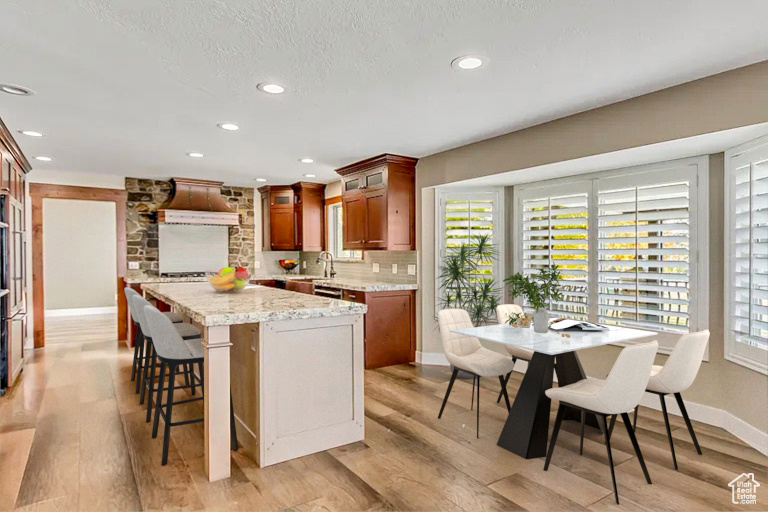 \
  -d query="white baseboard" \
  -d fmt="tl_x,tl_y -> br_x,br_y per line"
415,351 -> 767,455
45,306 -> 117,317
